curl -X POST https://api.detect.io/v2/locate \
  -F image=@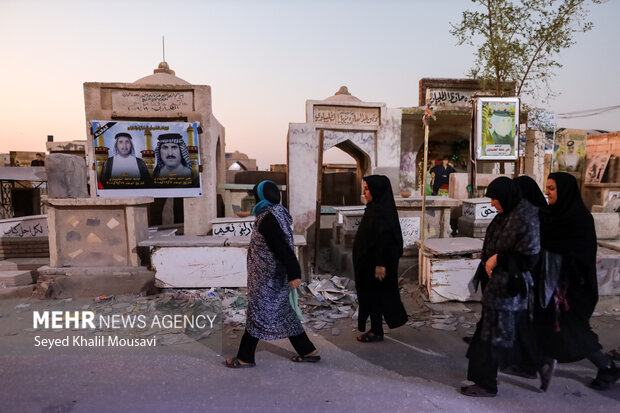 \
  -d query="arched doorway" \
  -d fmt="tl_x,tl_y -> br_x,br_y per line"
315,136 -> 372,270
